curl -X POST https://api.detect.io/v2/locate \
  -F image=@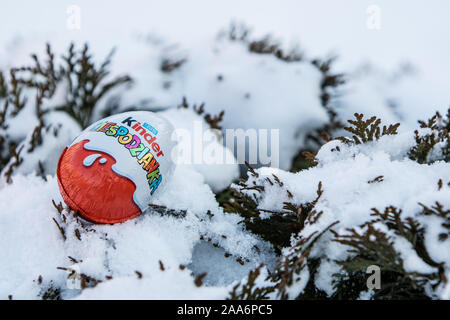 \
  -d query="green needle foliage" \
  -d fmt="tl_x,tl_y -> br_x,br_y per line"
229,264 -> 275,300
338,113 -> 400,145
178,97 -> 225,131
226,110 -> 449,300
0,43 -> 132,182
409,109 -> 450,164
56,43 -> 132,128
